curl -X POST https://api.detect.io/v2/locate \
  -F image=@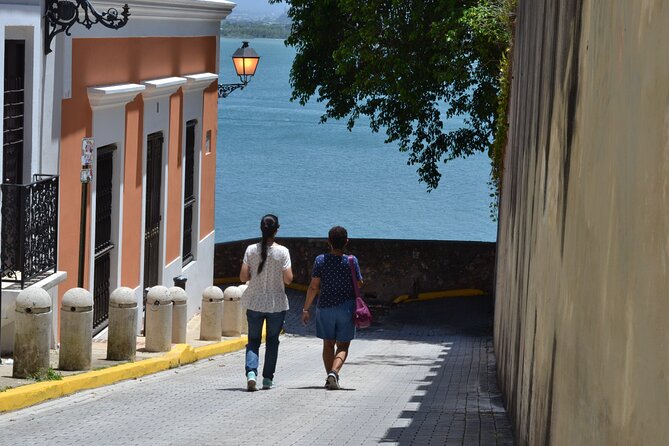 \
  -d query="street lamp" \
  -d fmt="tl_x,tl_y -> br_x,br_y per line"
218,41 -> 260,98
